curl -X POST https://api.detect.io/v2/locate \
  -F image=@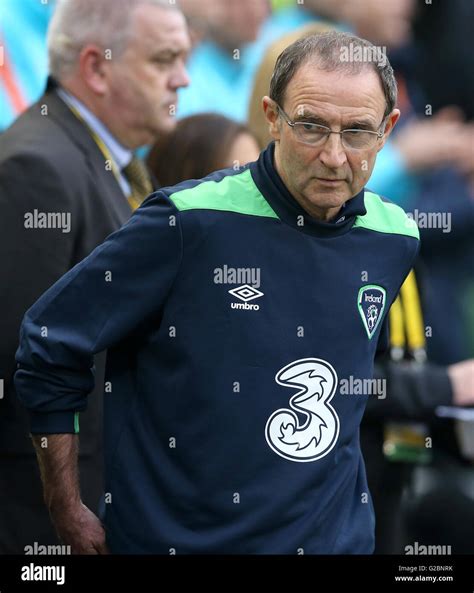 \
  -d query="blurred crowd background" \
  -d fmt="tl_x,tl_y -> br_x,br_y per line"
1,0 -> 473,554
